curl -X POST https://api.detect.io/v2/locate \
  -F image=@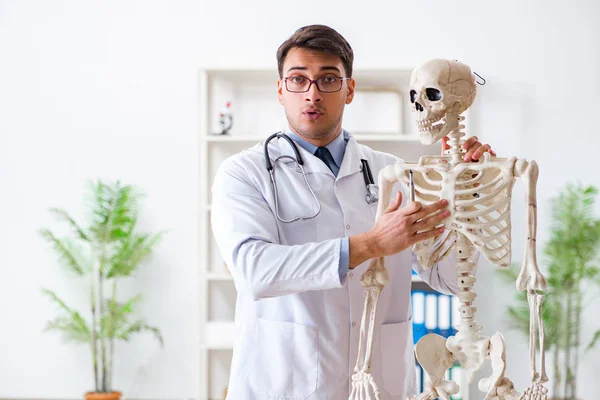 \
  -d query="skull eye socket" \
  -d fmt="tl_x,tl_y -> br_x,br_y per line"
426,88 -> 442,101
410,90 -> 417,103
